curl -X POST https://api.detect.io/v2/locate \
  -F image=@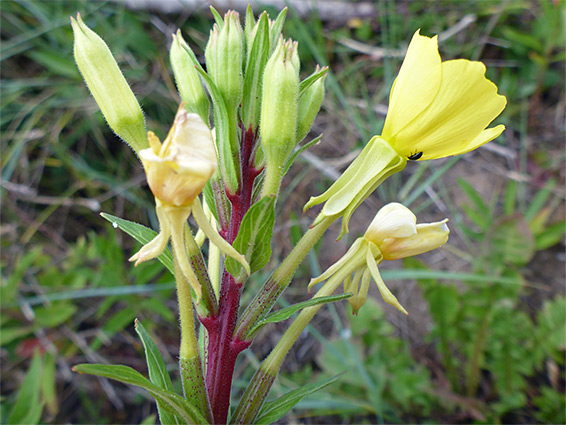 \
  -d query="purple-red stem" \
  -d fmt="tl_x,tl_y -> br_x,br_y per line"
202,127 -> 260,424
